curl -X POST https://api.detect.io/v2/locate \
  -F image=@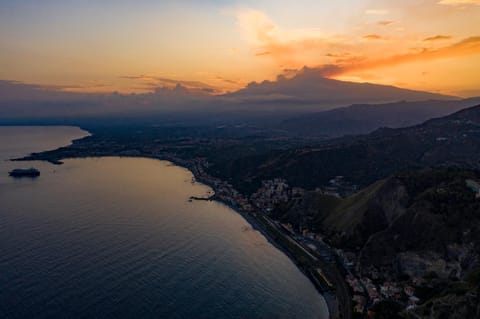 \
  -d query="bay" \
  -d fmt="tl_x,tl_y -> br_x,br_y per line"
0,126 -> 328,319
